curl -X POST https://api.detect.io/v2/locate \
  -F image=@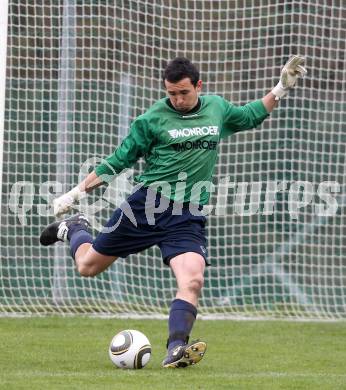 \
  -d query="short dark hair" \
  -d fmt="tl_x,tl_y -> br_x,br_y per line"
163,57 -> 200,86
